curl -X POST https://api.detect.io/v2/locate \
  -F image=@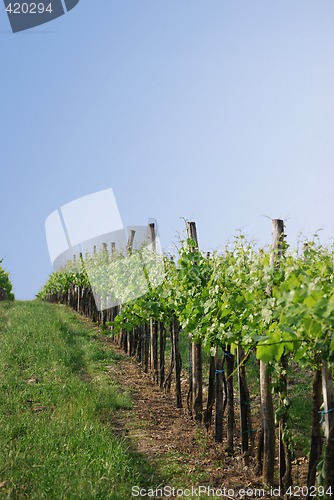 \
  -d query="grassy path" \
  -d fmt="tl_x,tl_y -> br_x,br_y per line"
0,300 -> 312,499
0,301 -> 156,499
